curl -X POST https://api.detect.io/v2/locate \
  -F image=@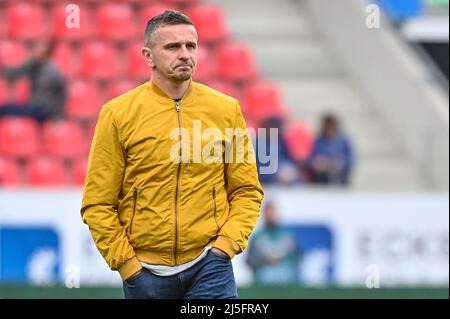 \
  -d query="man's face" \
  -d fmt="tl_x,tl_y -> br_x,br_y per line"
32,42 -> 51,62
144,24 -> 198,82
264,204 -> 278,228
324,122 -> 338,138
